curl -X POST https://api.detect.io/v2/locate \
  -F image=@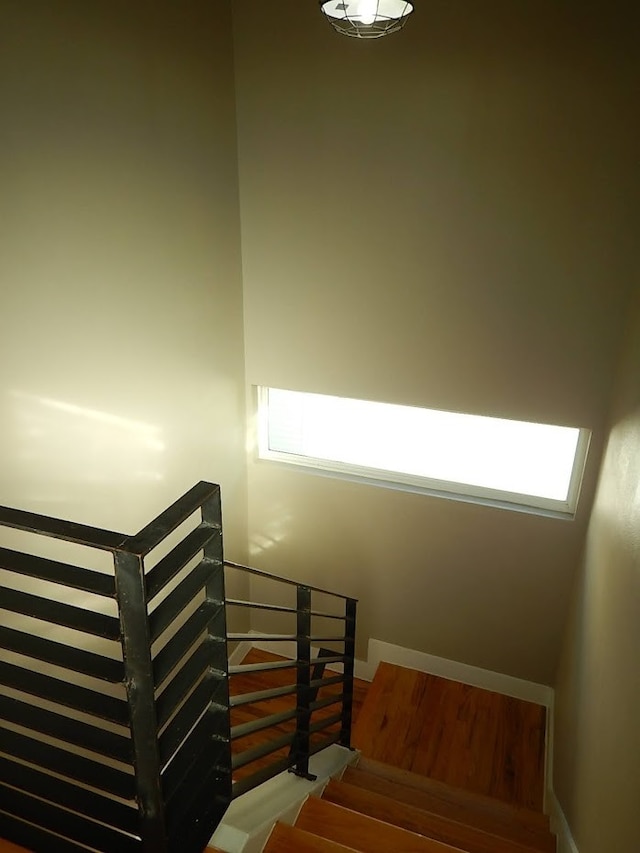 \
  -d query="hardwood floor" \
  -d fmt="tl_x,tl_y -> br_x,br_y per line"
0,841 -> 30,853
352,662 -> 546,811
